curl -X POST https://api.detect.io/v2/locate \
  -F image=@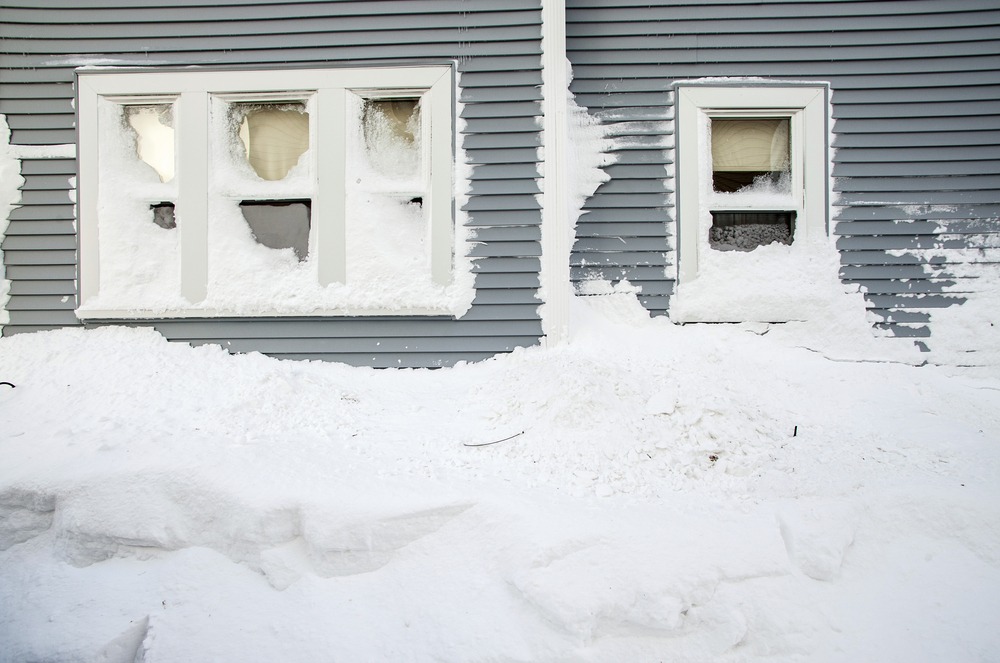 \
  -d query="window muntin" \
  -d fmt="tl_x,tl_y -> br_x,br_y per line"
76,66 -> 457,318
